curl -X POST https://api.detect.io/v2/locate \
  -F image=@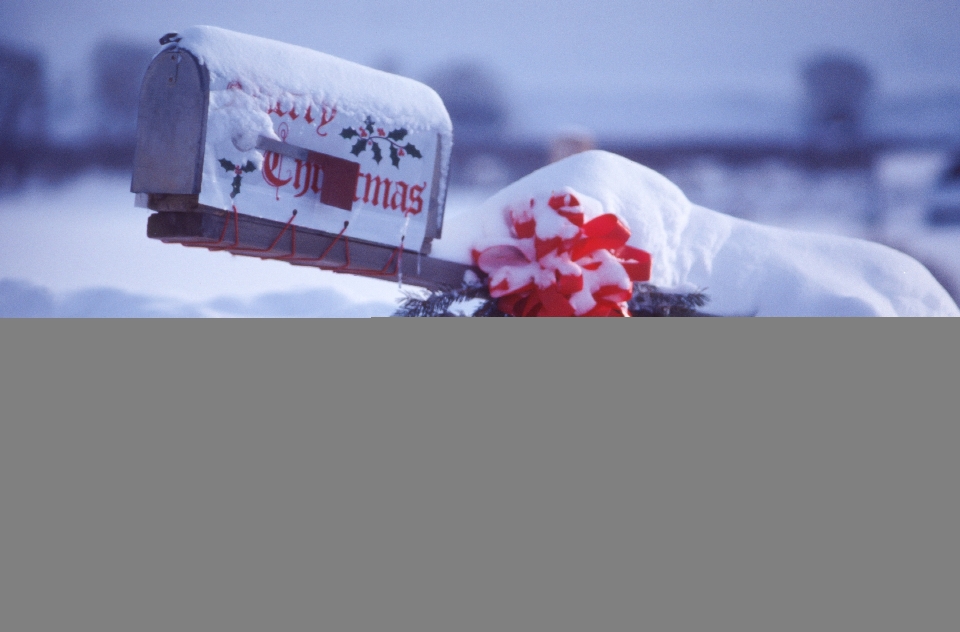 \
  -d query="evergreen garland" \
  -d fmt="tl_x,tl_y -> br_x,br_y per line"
393,280 -> 711,317
393,283 -> 506,317
628,283 -> 710,317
